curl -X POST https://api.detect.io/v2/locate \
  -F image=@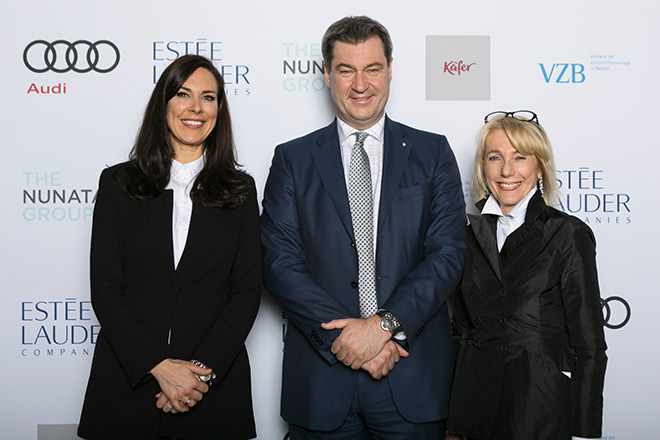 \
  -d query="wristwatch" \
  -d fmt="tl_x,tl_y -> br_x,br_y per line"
376,309 -> 402,335
190,359 -> 216,386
